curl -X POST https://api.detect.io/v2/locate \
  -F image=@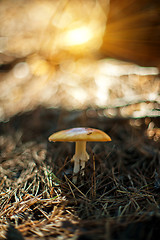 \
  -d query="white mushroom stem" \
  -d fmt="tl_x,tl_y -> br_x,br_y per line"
72,141 -> 89,183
